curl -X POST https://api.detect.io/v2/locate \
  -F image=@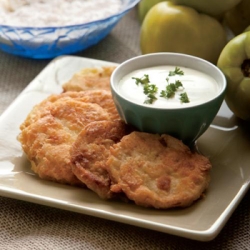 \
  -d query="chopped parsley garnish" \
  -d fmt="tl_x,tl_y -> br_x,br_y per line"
144,93 -> 158,104
180,92 -> 190,103
168,67 -> 184,76
132,74 -> 150,85
143,83 -> 158,95
131,67 -> 190,105
160,79 -> 183,99
143,84 -> 158,104
132,74 -> 158,104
